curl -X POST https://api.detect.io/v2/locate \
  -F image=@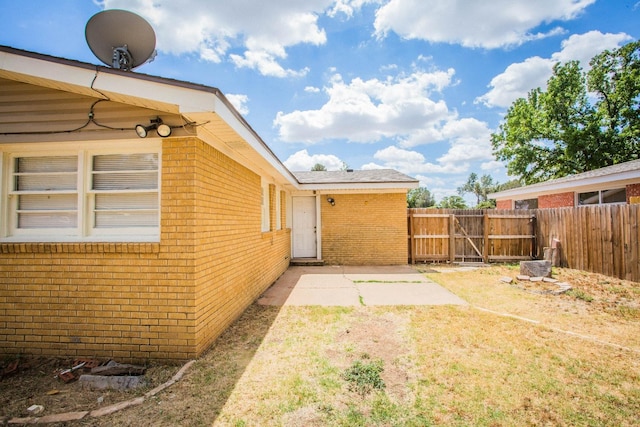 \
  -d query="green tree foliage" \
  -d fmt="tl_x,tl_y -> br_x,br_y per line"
491,41 -> 640,184
457,173 -> 497,206
437,195 -> 468,209
311,163 -> 327,171
407,187 -> 436,208
494,179 -> 522,192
